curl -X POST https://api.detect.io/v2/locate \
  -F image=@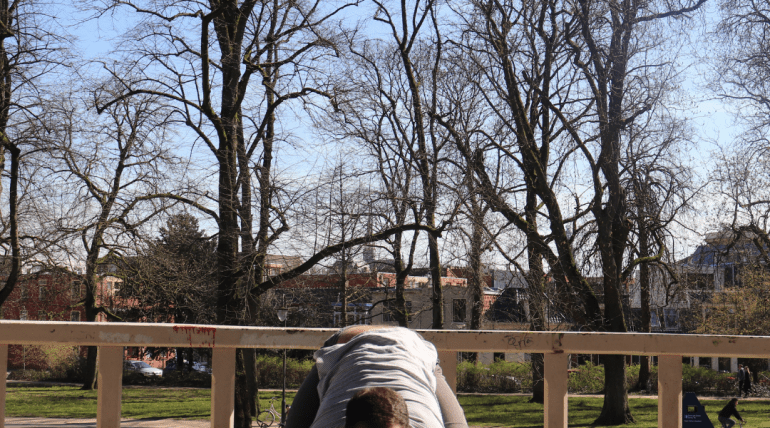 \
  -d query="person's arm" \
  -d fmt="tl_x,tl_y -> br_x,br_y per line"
733,408 -> 744,422
284,365 -> 320,428
434,364 -> 469,428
